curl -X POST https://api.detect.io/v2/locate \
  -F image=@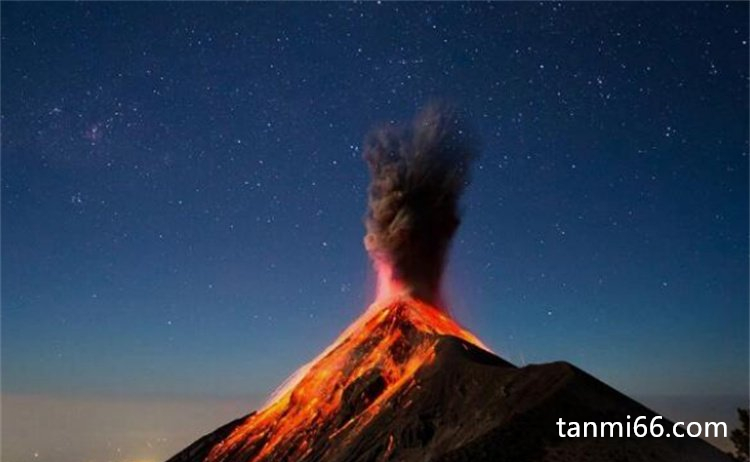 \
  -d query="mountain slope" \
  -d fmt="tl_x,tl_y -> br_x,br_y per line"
168,299 -> 729,462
